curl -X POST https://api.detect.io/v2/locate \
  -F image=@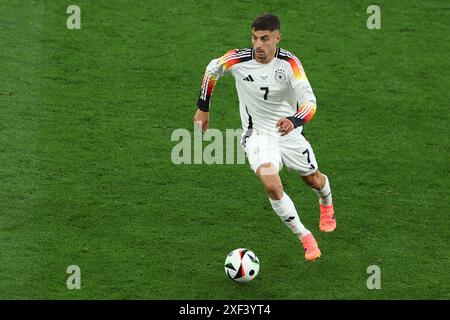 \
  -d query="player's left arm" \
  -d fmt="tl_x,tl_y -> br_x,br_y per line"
277,56 -> 317,135
287,56 -> 317,128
